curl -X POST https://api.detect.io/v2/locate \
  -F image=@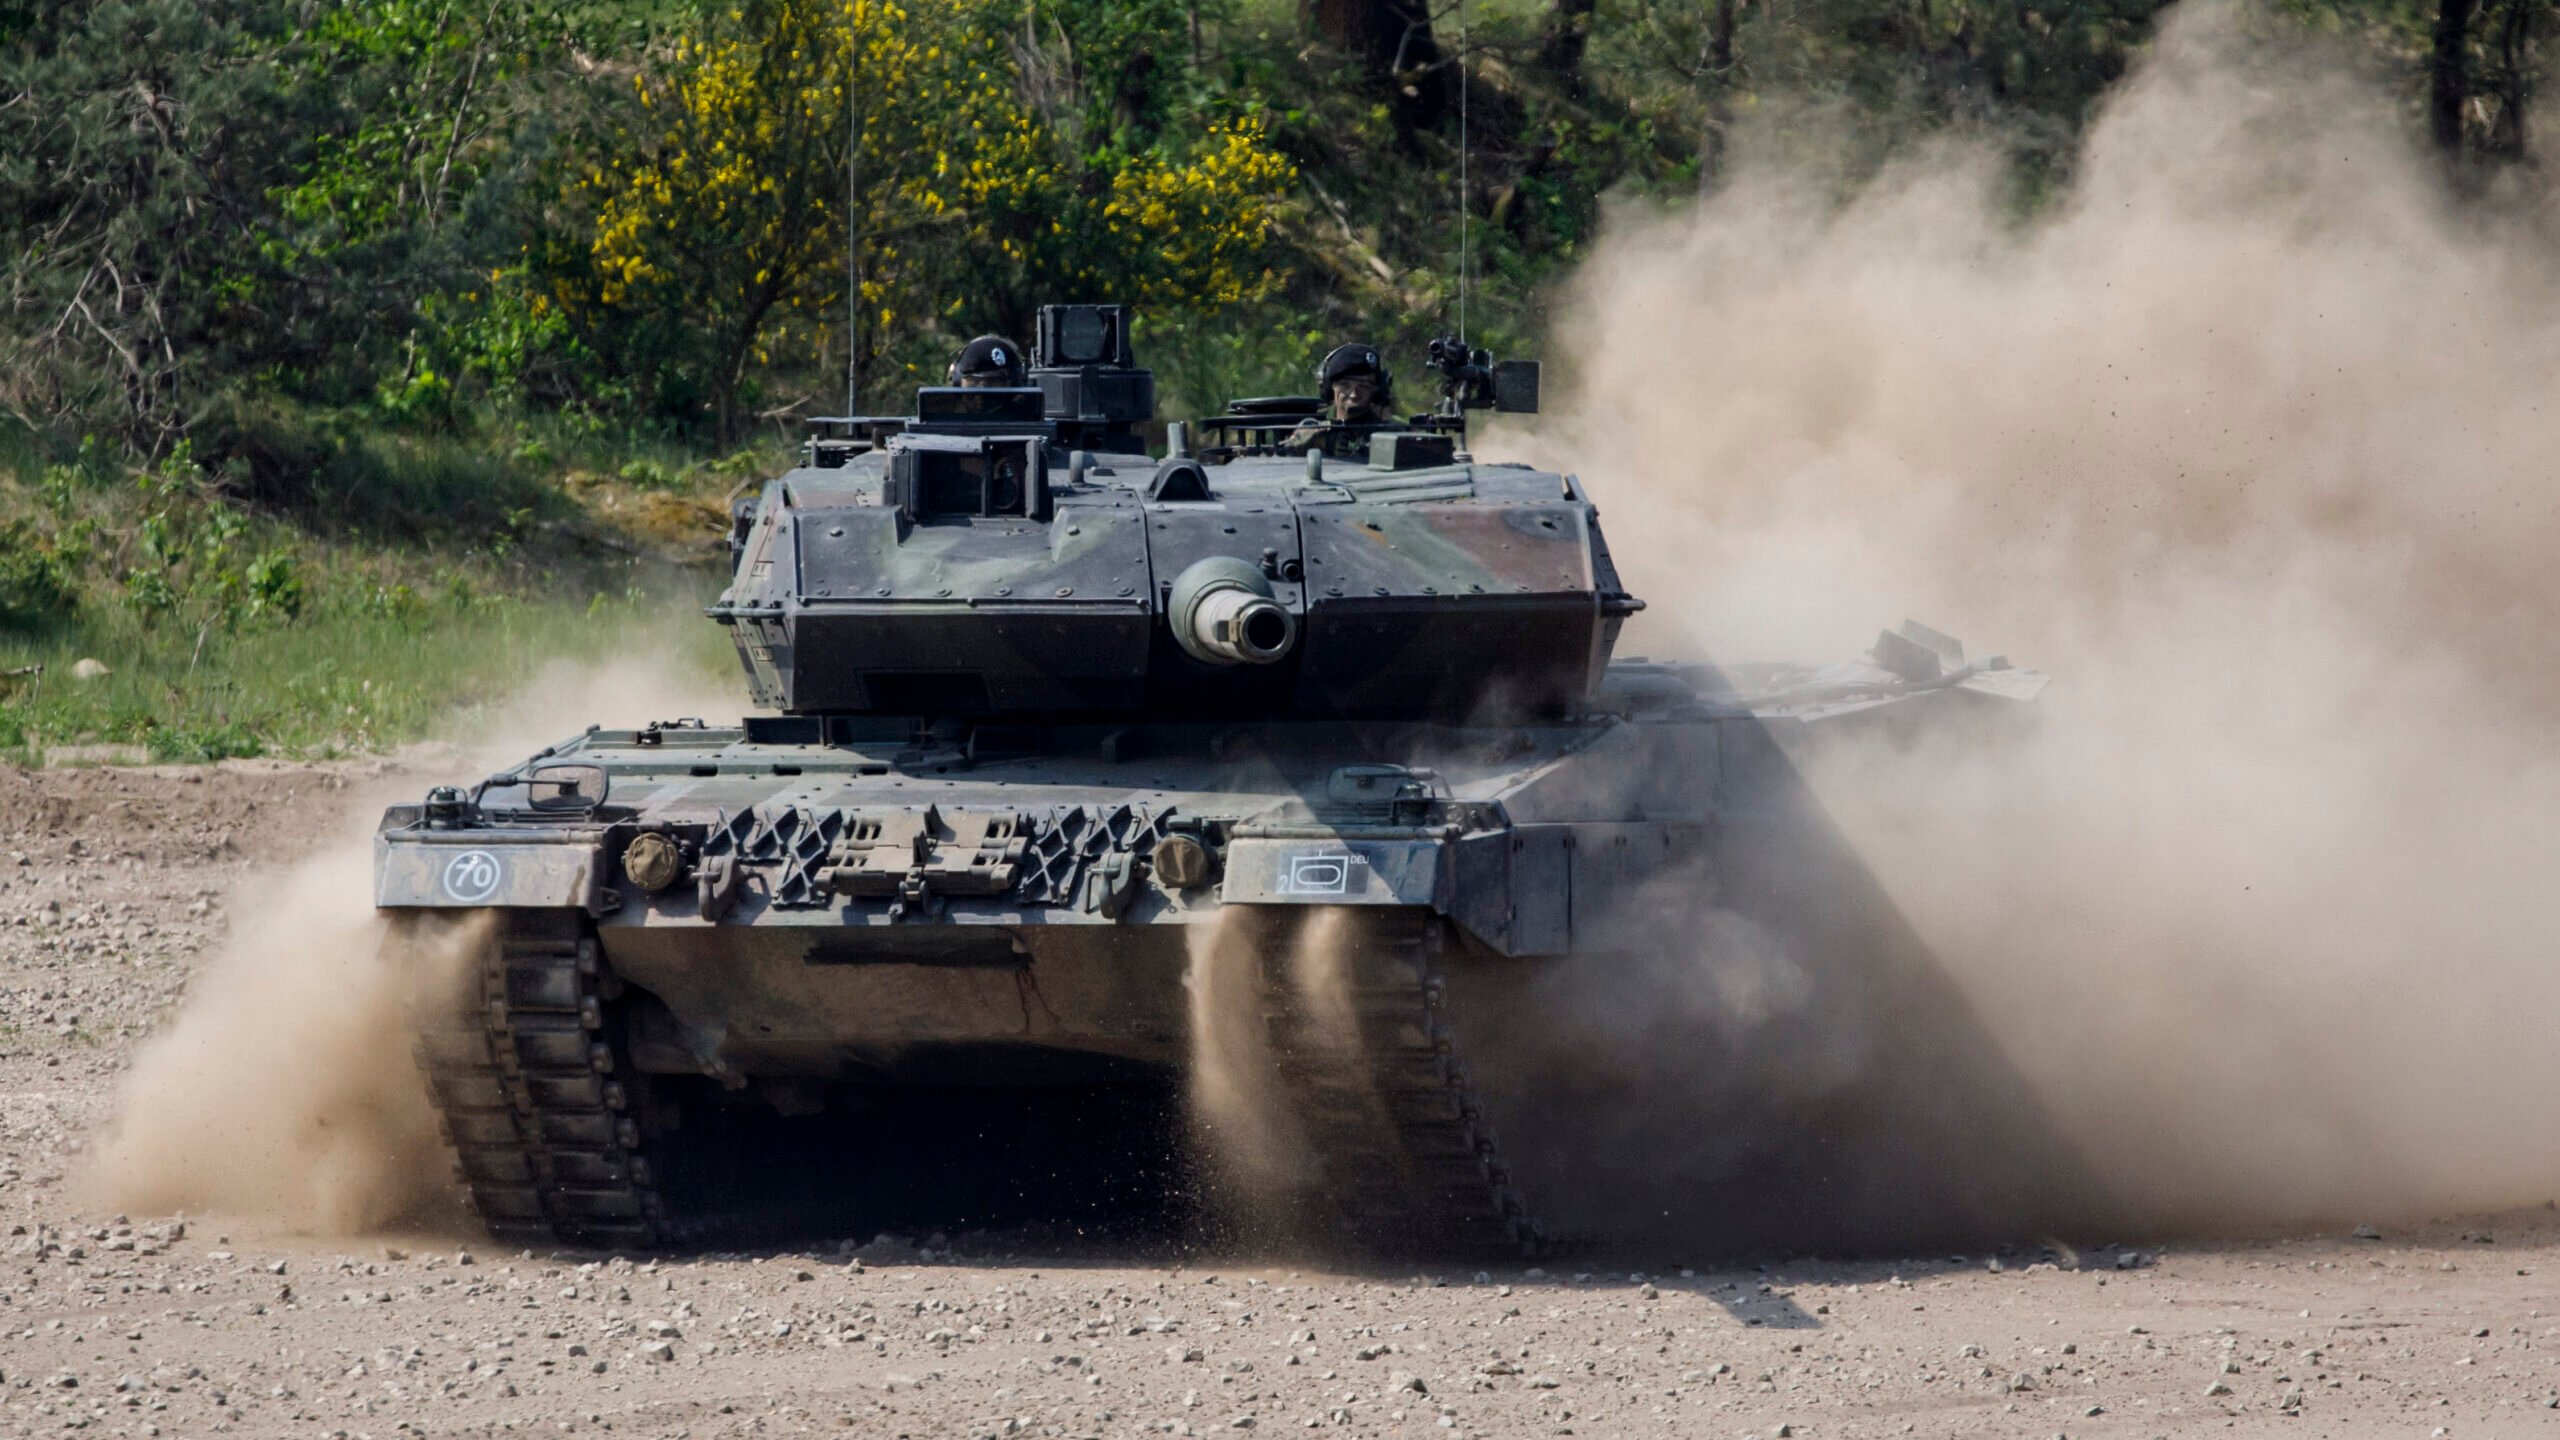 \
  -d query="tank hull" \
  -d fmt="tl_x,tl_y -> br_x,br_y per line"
379,660 -> 2066,1255
382,703 -> 1781,1049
